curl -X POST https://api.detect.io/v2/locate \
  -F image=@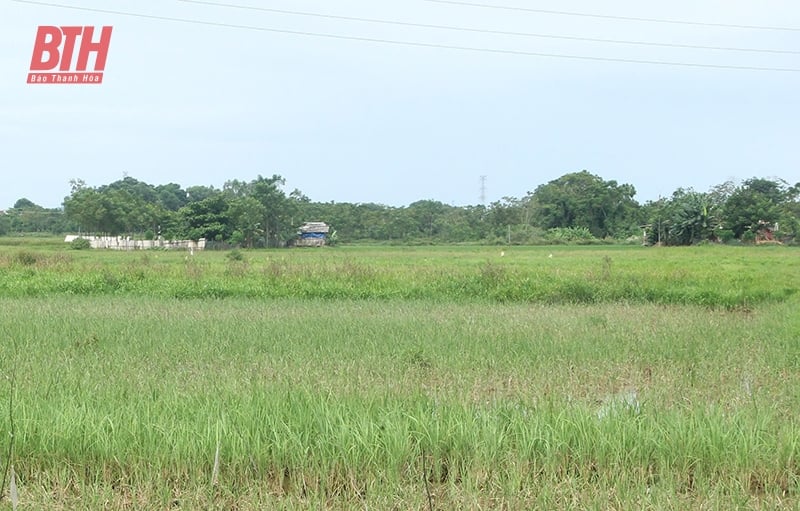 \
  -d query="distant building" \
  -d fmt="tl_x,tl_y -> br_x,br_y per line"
294,222 -> 330,247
